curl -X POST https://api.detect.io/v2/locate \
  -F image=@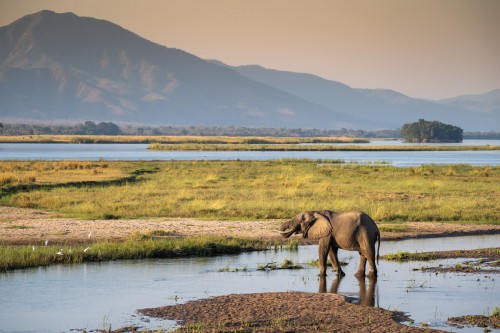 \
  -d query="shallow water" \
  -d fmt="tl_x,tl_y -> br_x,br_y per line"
0,234 -> 499,333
